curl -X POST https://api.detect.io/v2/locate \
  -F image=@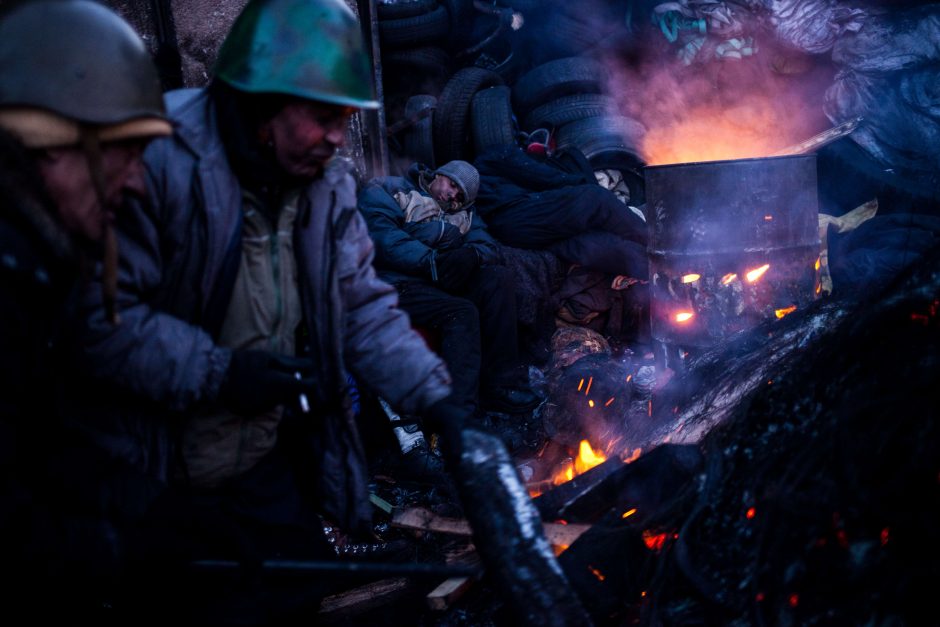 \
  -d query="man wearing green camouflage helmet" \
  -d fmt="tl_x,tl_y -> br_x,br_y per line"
76,0 -> 457,593
76,0 -> 587,621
